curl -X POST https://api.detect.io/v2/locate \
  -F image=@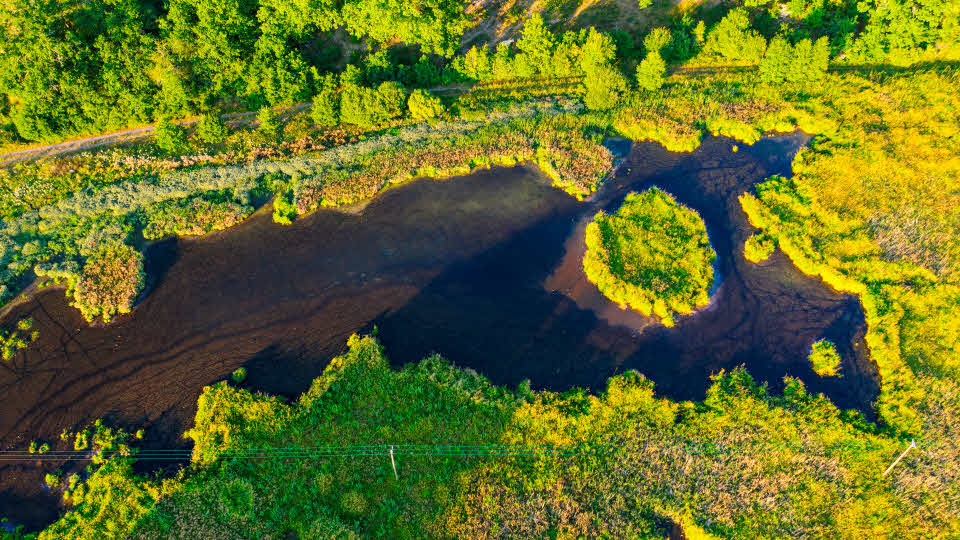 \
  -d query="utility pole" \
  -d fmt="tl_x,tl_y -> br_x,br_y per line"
883,440 -> 916,476
389,445 -> 398,481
